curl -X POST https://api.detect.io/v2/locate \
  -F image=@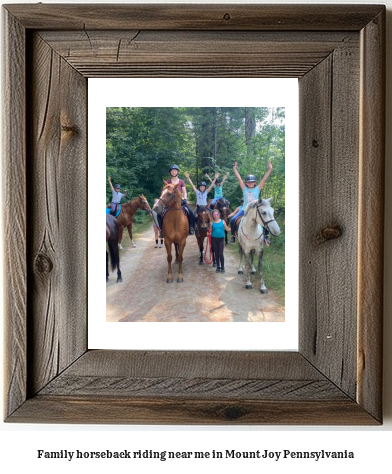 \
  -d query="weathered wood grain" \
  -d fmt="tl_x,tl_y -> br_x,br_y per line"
27,33 -> 87,395
357,9 -> 385,422
38,30 -> 358,78
9,396 -> 379,425
299,41 -> 360,399
2,9 -> 27,419
4,4 -> 384,31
